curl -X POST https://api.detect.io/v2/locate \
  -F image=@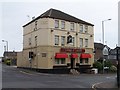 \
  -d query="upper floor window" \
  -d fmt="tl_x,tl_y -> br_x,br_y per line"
84,25 -> 88,33
34,20 -> 38,30
85,39 -> 88,47
28,37 -> 31,45
61,21 -> 65,29
80,24 -> 83,33
35,36 -> 37,46
55,20 -> 59,28
80,38 -> 83,48
72,37 -> 75,46
70,22 -> 74,31
55,35 -> 59,45
61,36 -> 65,46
